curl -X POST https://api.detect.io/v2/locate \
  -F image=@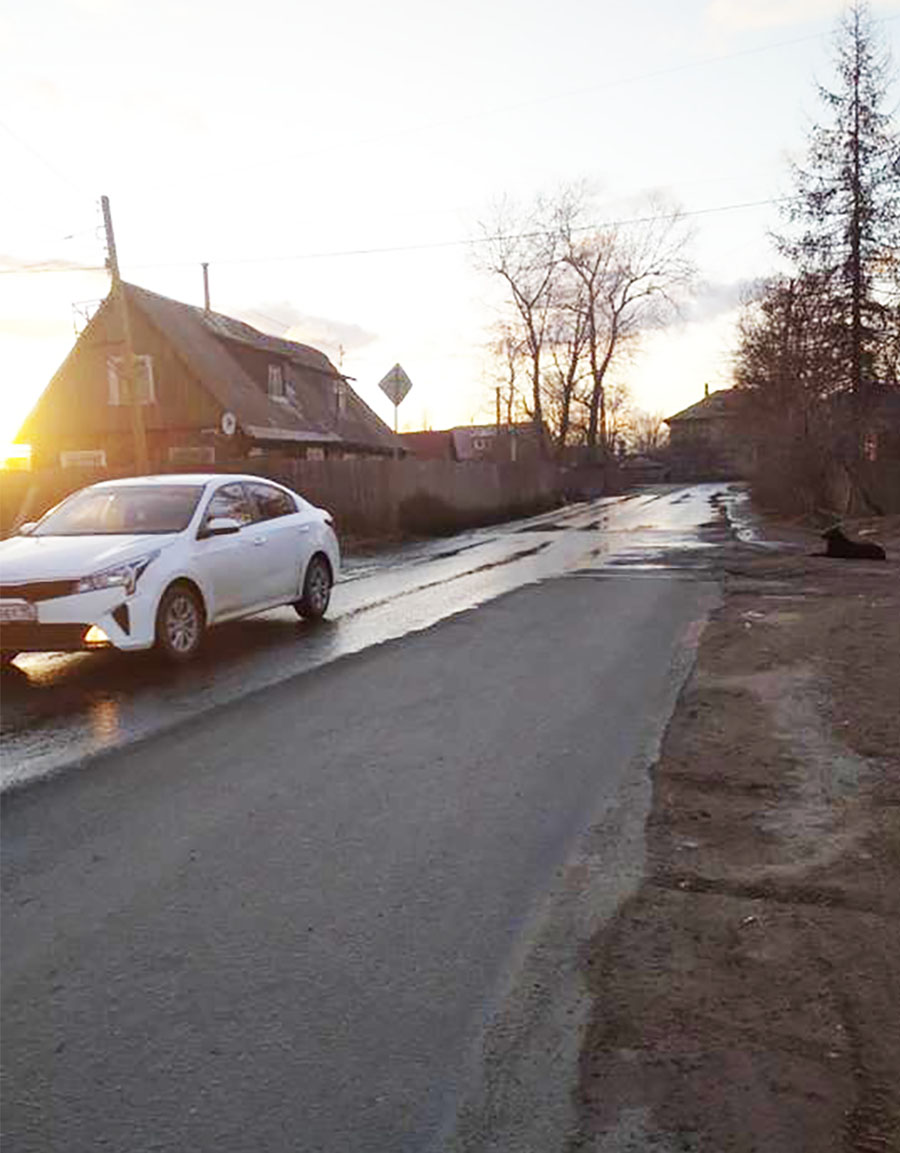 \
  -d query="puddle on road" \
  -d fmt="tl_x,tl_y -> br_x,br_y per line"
2,483 -> 750,792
